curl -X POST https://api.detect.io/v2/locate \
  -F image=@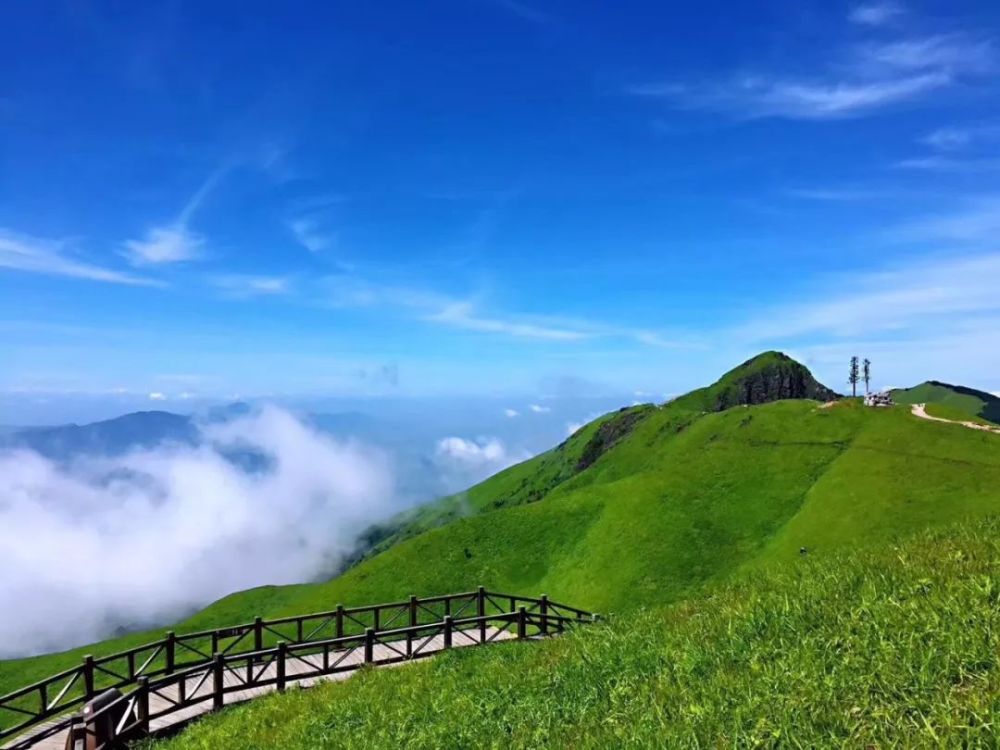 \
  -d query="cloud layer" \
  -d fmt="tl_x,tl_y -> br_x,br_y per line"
434,436 -> 528,488
0,406 -> 395,657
